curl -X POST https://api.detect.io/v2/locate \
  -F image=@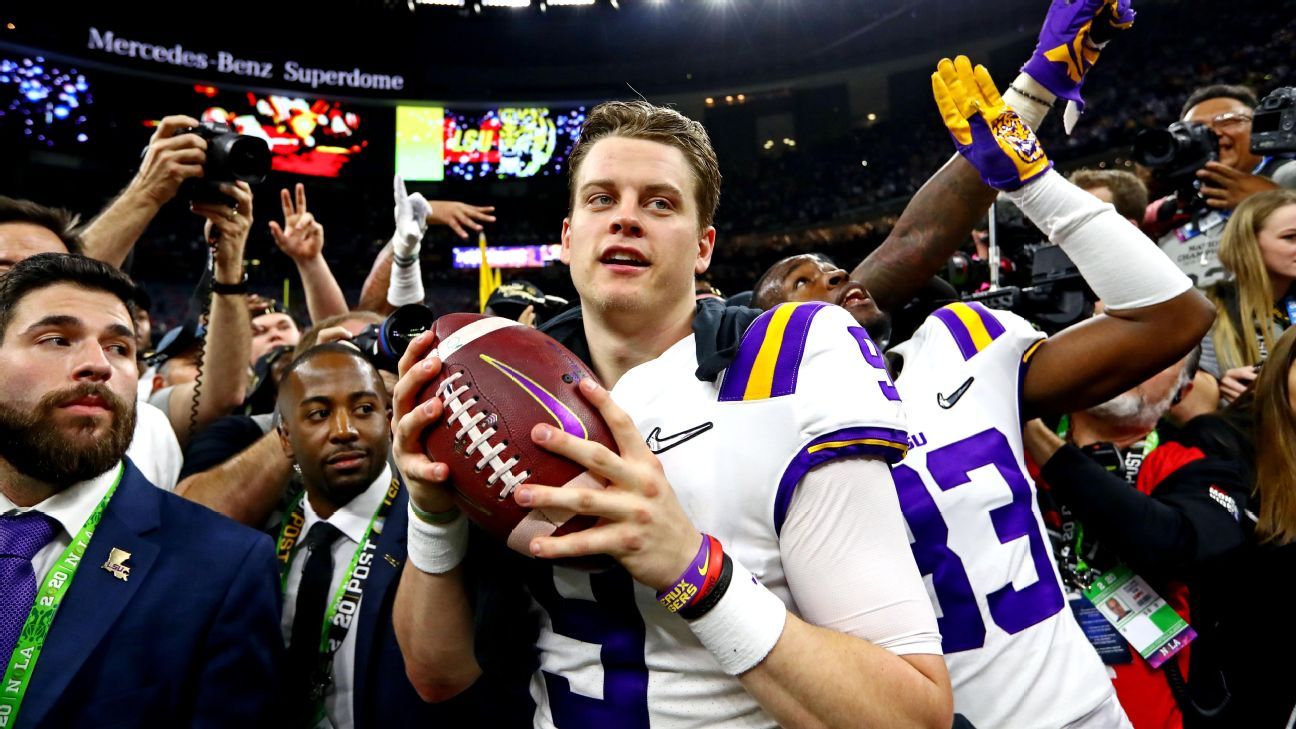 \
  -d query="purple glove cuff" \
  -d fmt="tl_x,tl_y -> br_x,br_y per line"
1023,0 -> 1136,109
